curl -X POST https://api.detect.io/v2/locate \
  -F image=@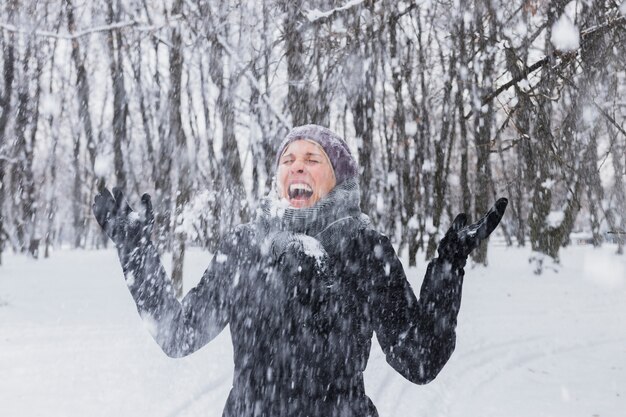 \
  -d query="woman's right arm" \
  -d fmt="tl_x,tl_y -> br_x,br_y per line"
119,231 -> 240,358
93,187 -> 238,358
